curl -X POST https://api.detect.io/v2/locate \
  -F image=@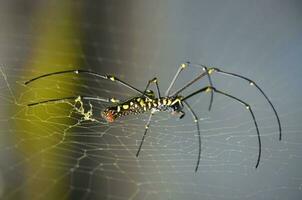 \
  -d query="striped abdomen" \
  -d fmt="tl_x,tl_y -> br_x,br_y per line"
101,96 -> 182,122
